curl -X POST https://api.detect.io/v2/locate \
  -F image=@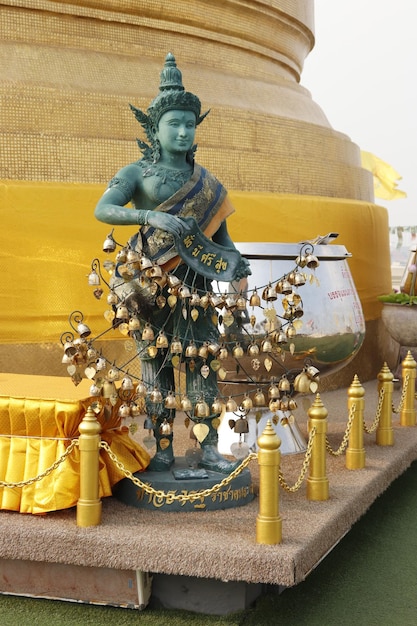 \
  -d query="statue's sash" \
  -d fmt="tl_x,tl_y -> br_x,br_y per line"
140,164 -> 233,267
